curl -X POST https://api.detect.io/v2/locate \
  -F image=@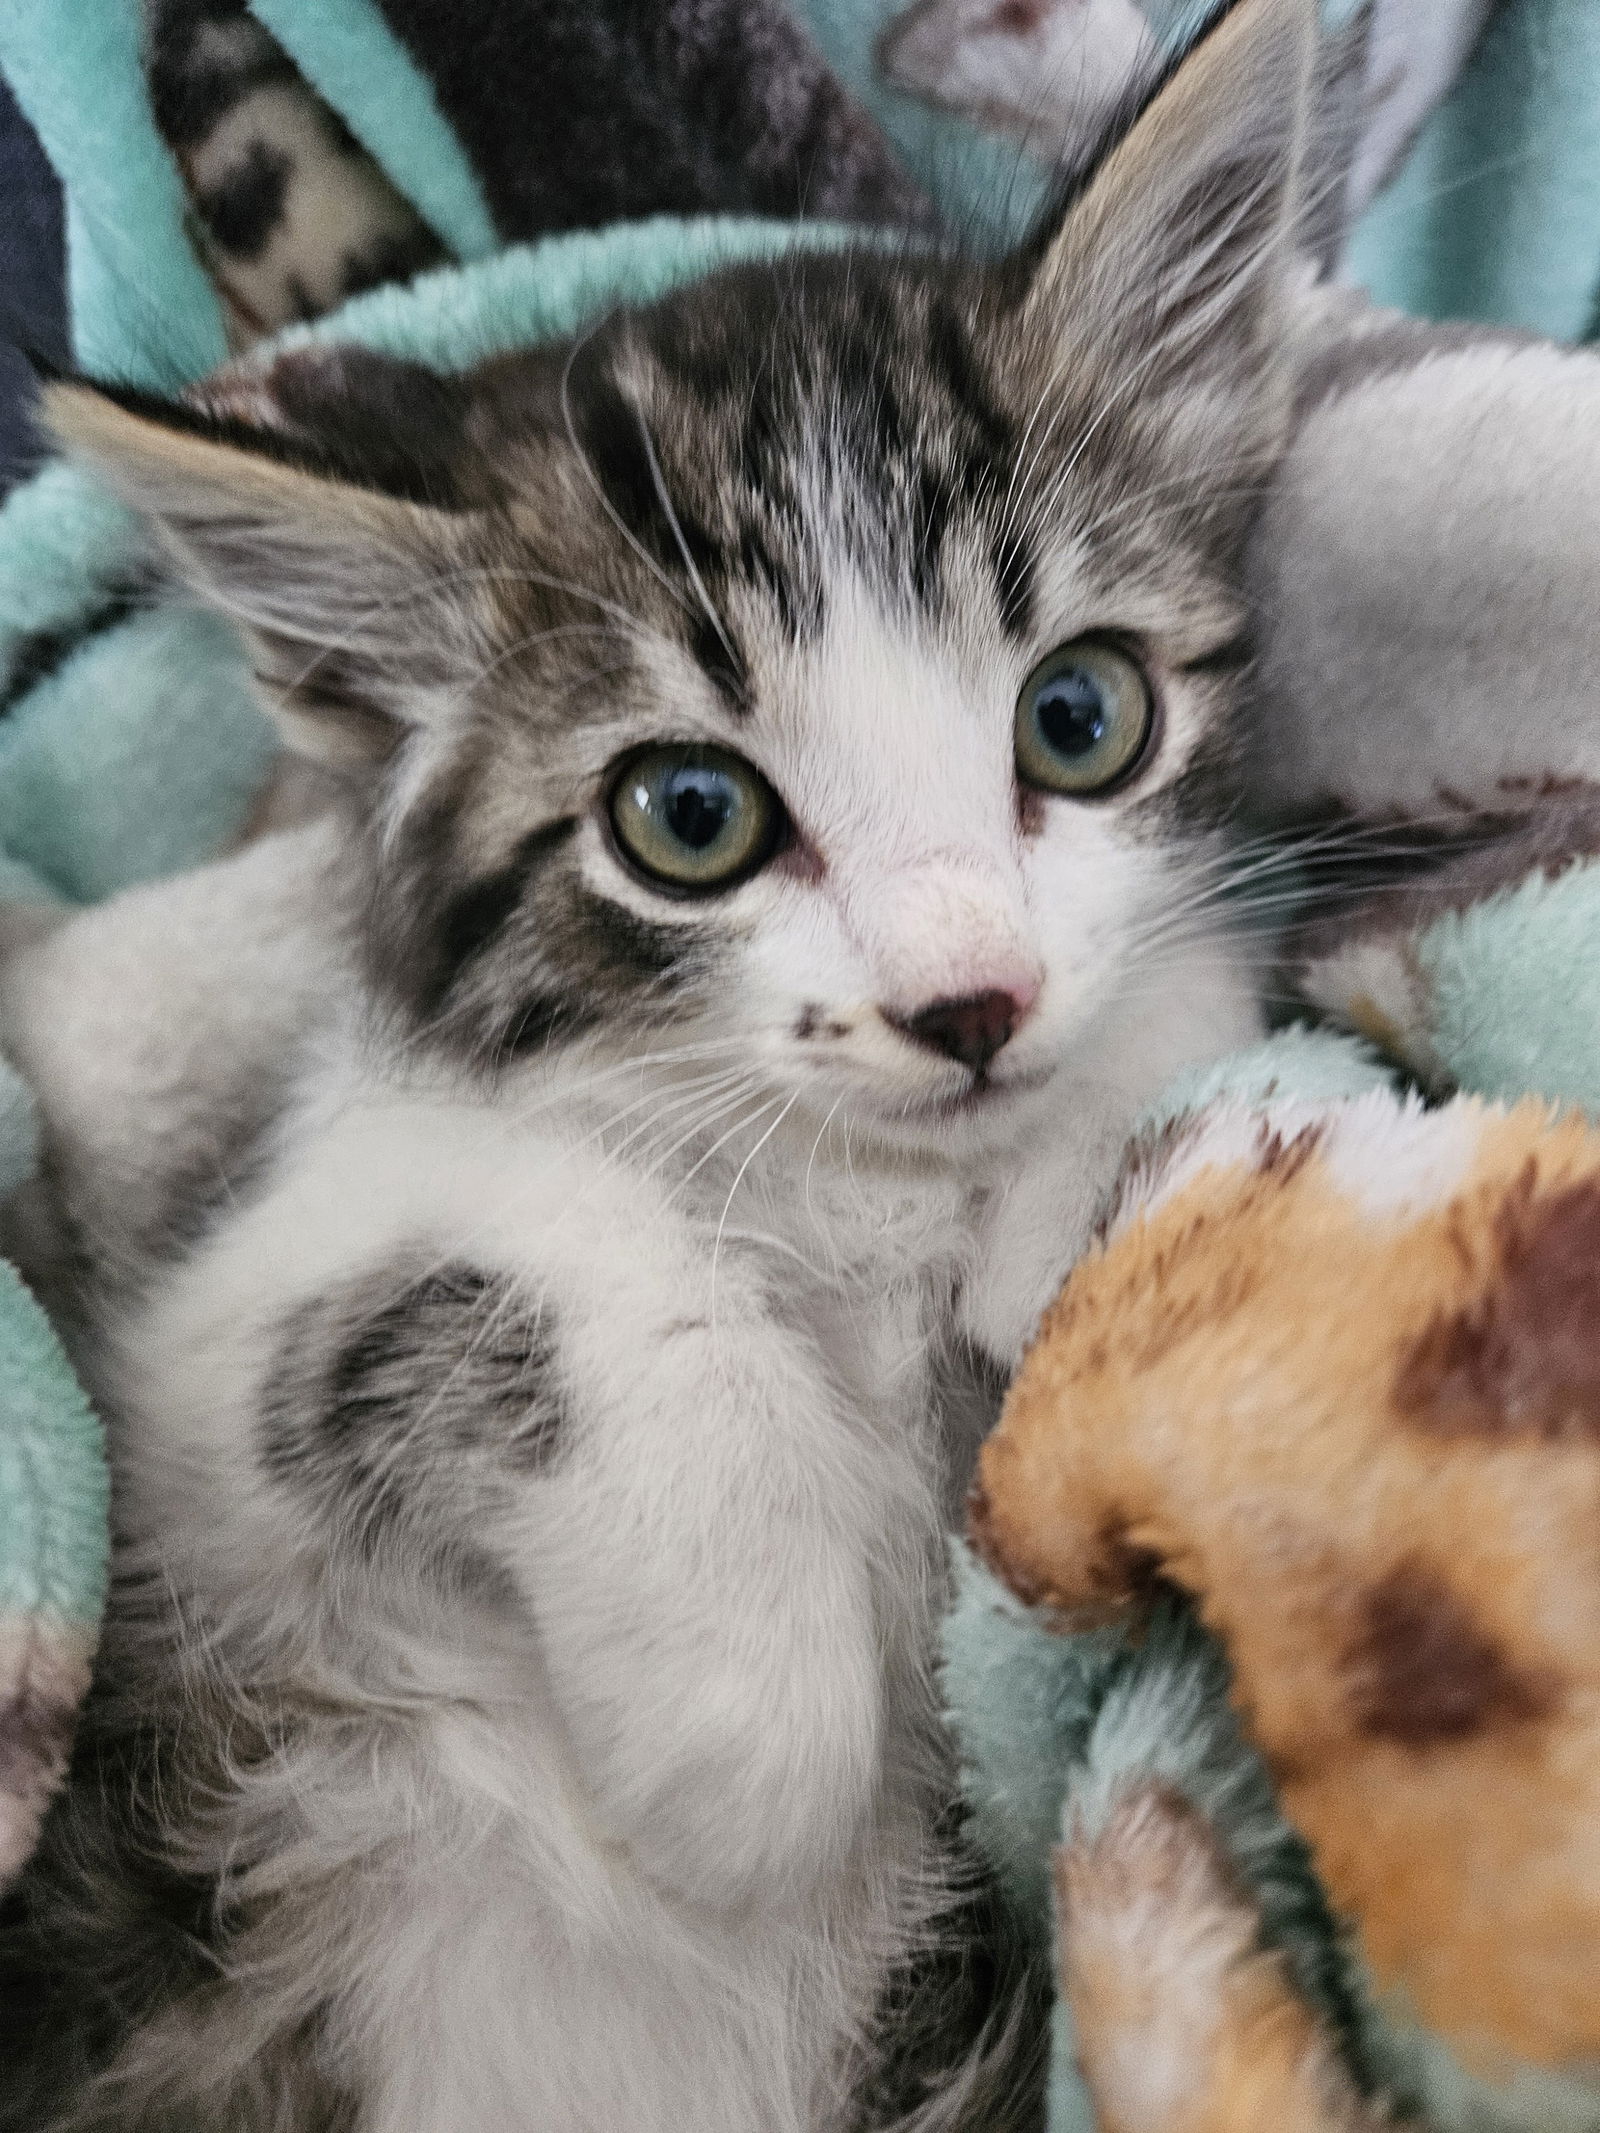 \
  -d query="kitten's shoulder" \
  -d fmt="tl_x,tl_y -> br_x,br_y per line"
0,808 -> 362,1308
